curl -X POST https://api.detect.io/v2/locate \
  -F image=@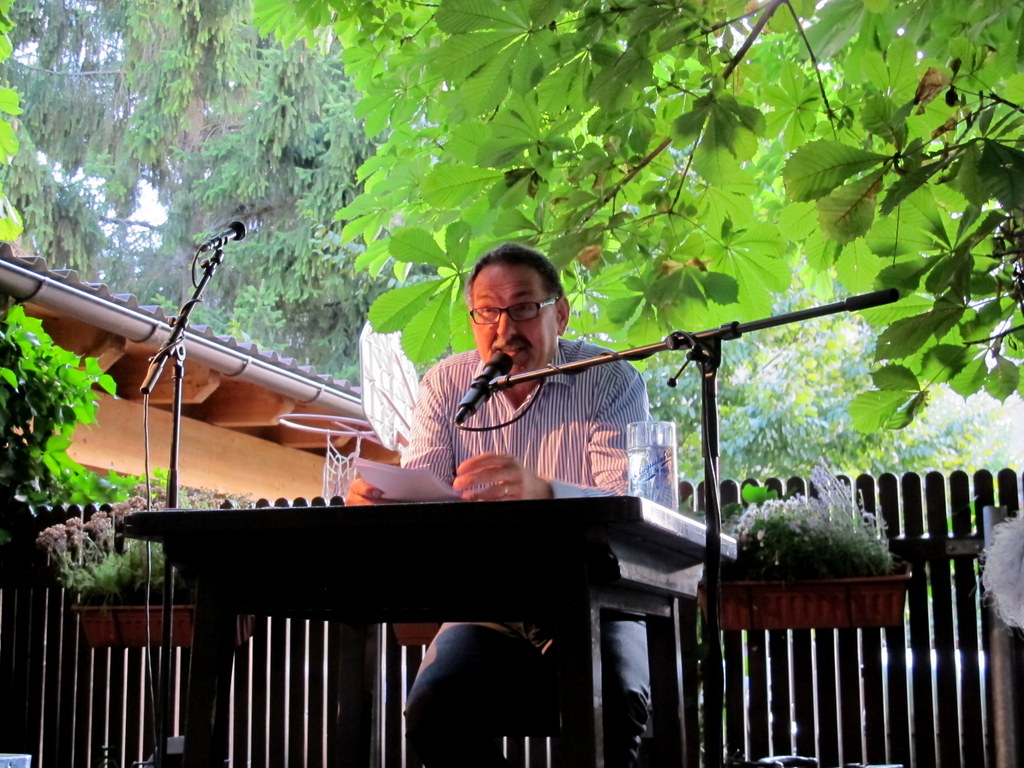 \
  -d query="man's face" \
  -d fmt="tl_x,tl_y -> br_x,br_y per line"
468,263 -> 570,375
